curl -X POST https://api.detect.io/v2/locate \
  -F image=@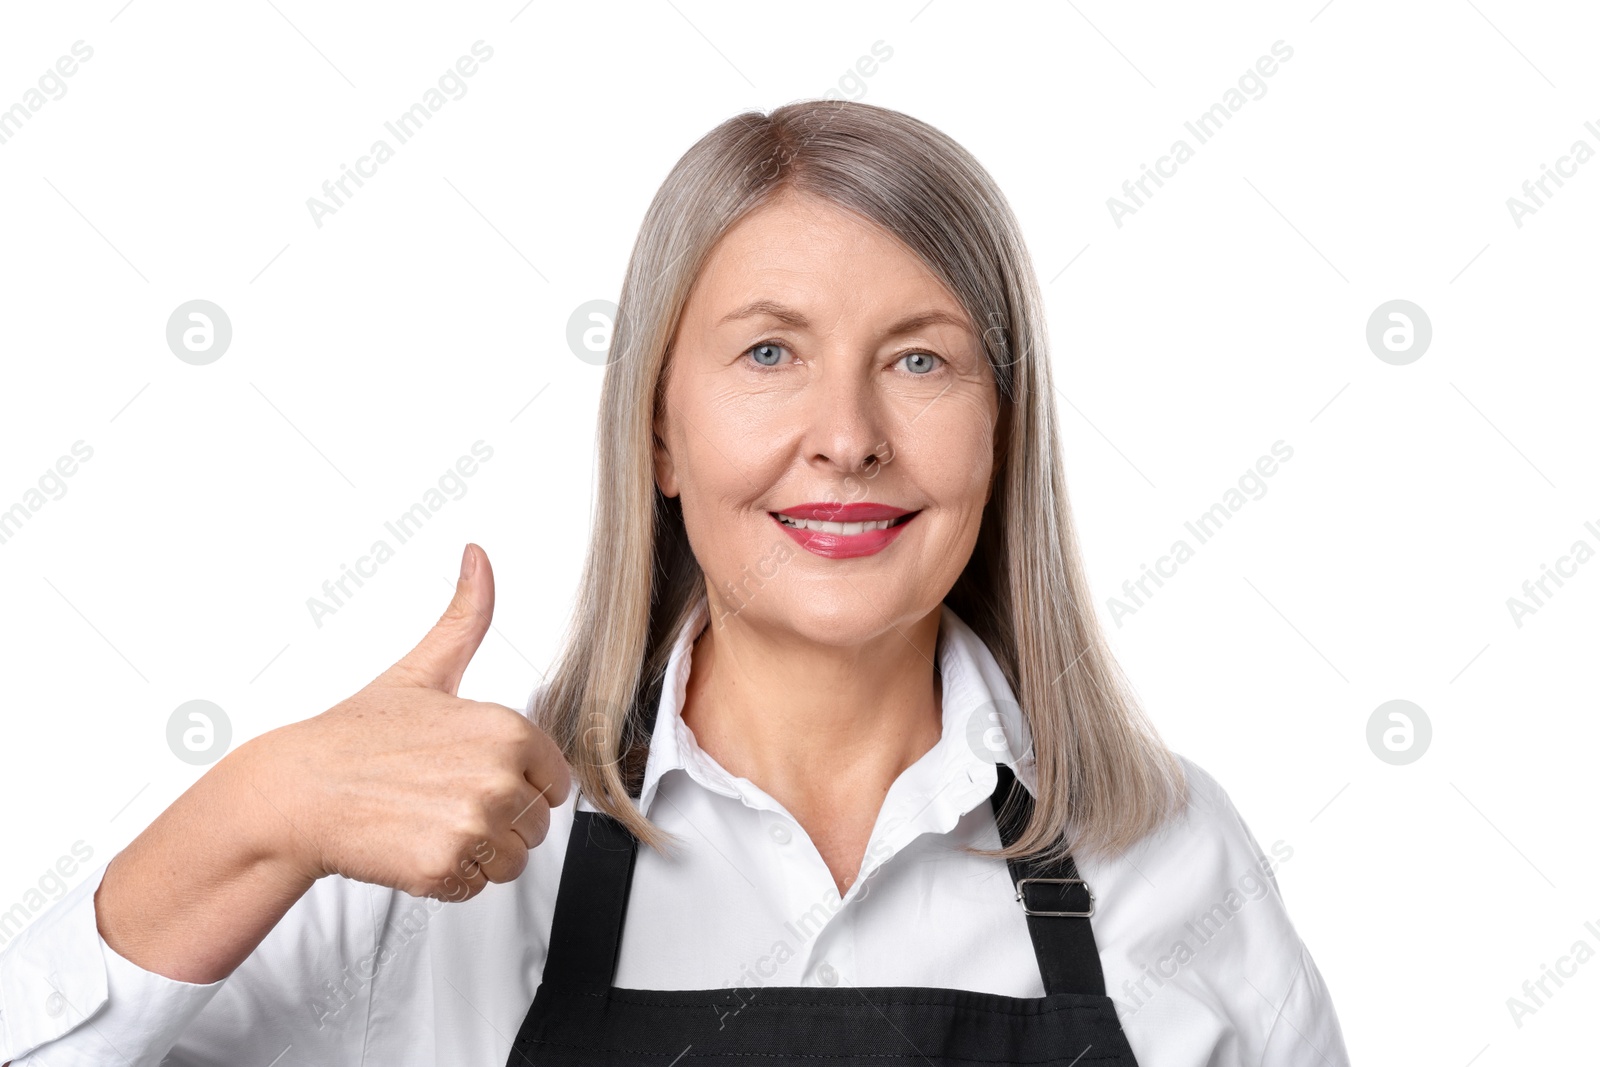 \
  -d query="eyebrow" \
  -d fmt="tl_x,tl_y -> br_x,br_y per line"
715,299 -> 974,339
